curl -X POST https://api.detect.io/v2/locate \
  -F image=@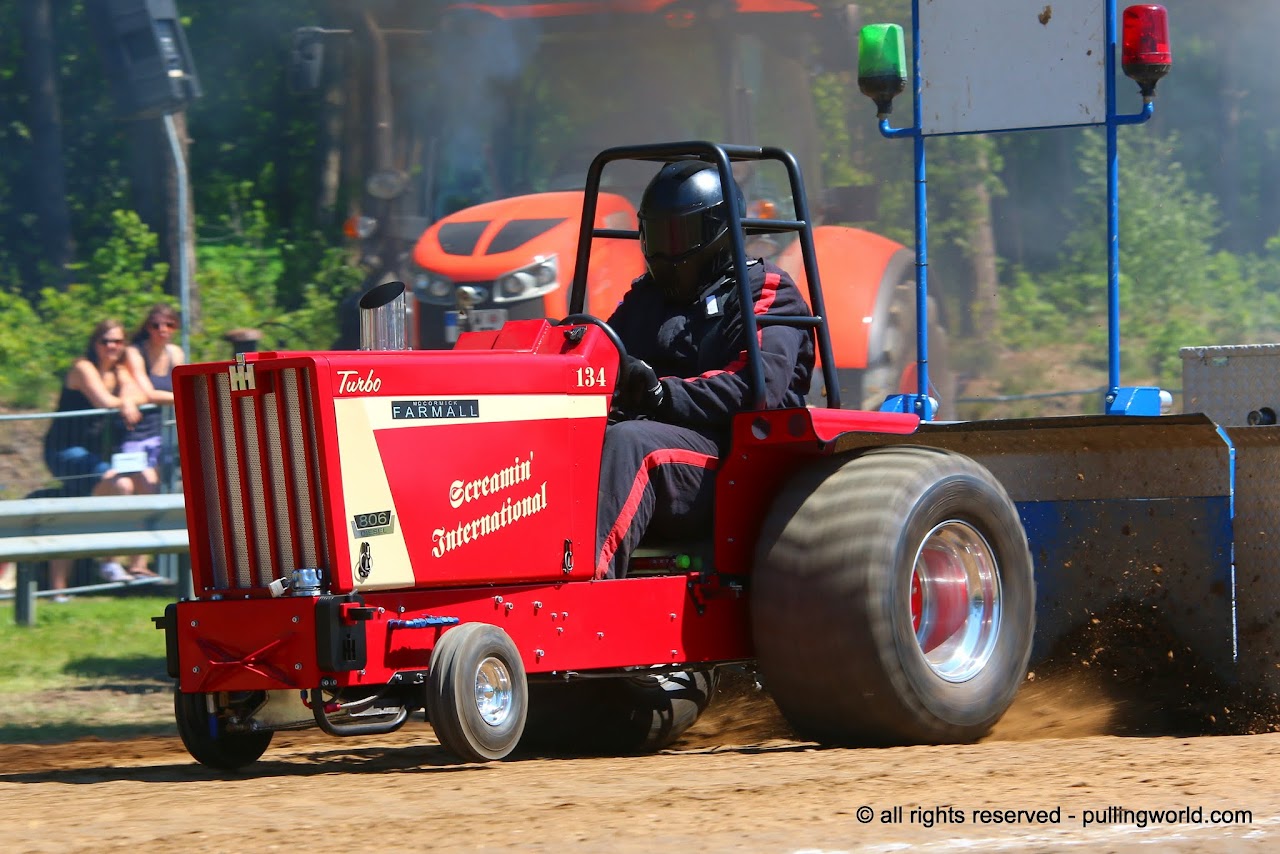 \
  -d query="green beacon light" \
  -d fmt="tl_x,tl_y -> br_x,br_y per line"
1121,4 -> 1172,99
857,24 -> 907,117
